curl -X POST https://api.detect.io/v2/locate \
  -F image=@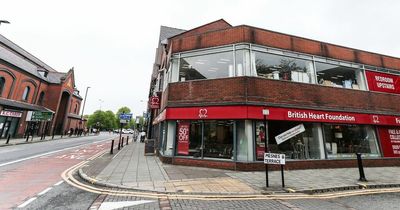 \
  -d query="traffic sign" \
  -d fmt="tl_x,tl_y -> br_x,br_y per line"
264,153 -> 285,165
119,113 -> 133,120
